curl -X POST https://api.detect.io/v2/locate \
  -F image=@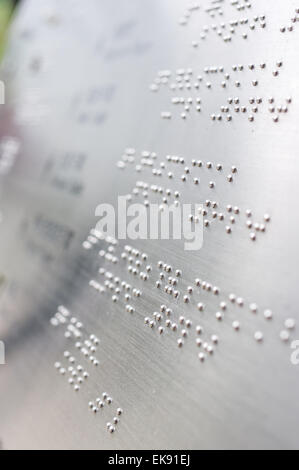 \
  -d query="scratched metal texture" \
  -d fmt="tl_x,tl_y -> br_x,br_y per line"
0,0 -> 298,450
